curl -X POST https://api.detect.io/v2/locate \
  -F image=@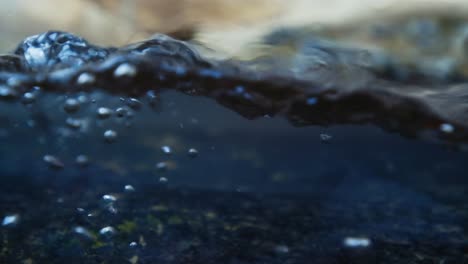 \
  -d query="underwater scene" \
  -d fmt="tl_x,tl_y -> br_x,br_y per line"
1,1 -> 468,263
